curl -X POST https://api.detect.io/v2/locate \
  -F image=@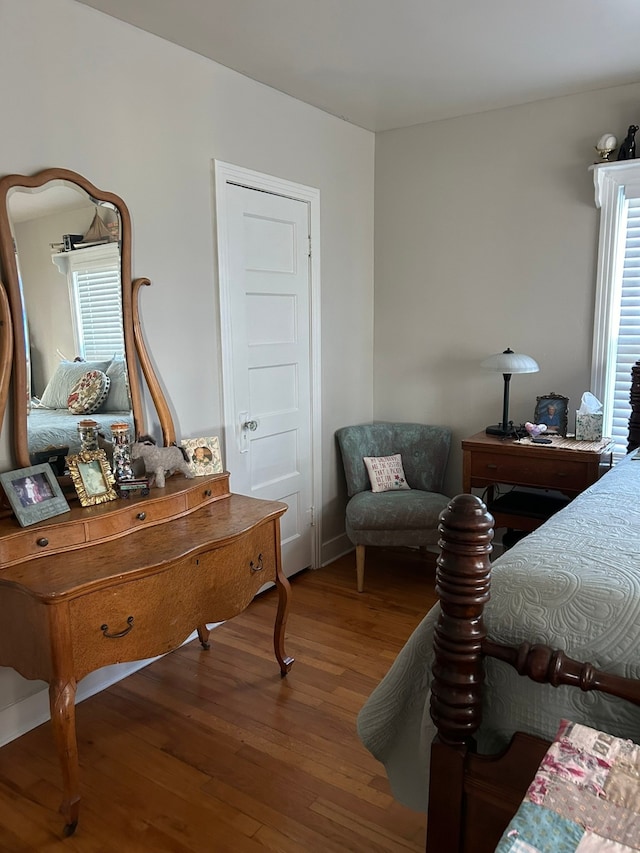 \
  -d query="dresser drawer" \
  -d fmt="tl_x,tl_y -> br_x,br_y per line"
469,452 -> 589,492
189,520 -> 278,620
0,523 -> 86,564
84,492 -> 188,540
184,473 -> 231,509
68,519 -> 278,679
